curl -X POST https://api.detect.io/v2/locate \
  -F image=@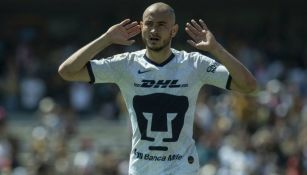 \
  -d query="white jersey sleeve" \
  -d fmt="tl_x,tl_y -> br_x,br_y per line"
87,52 -> 129,84
191,52 -> 231,90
